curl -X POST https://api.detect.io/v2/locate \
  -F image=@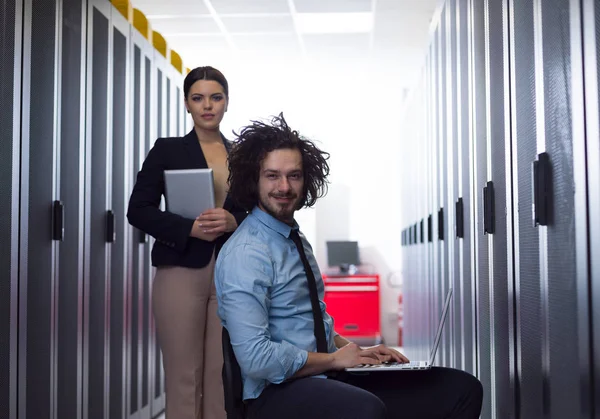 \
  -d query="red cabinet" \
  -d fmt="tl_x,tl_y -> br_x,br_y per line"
322,273 -> 381,345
